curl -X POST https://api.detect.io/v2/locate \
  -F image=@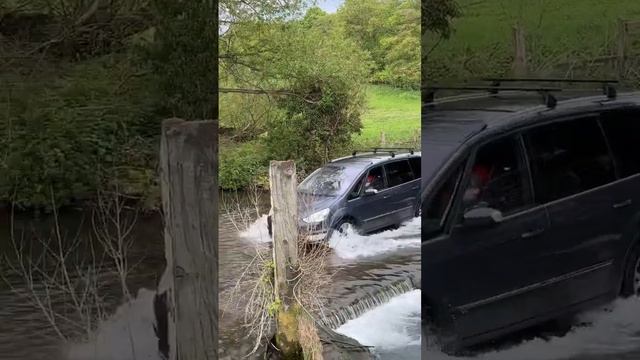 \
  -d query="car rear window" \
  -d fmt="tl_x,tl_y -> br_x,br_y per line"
409,157 -> 421,178
385,160 -> 415,187
600,109 -> 640,178
524,116 -> 616,203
